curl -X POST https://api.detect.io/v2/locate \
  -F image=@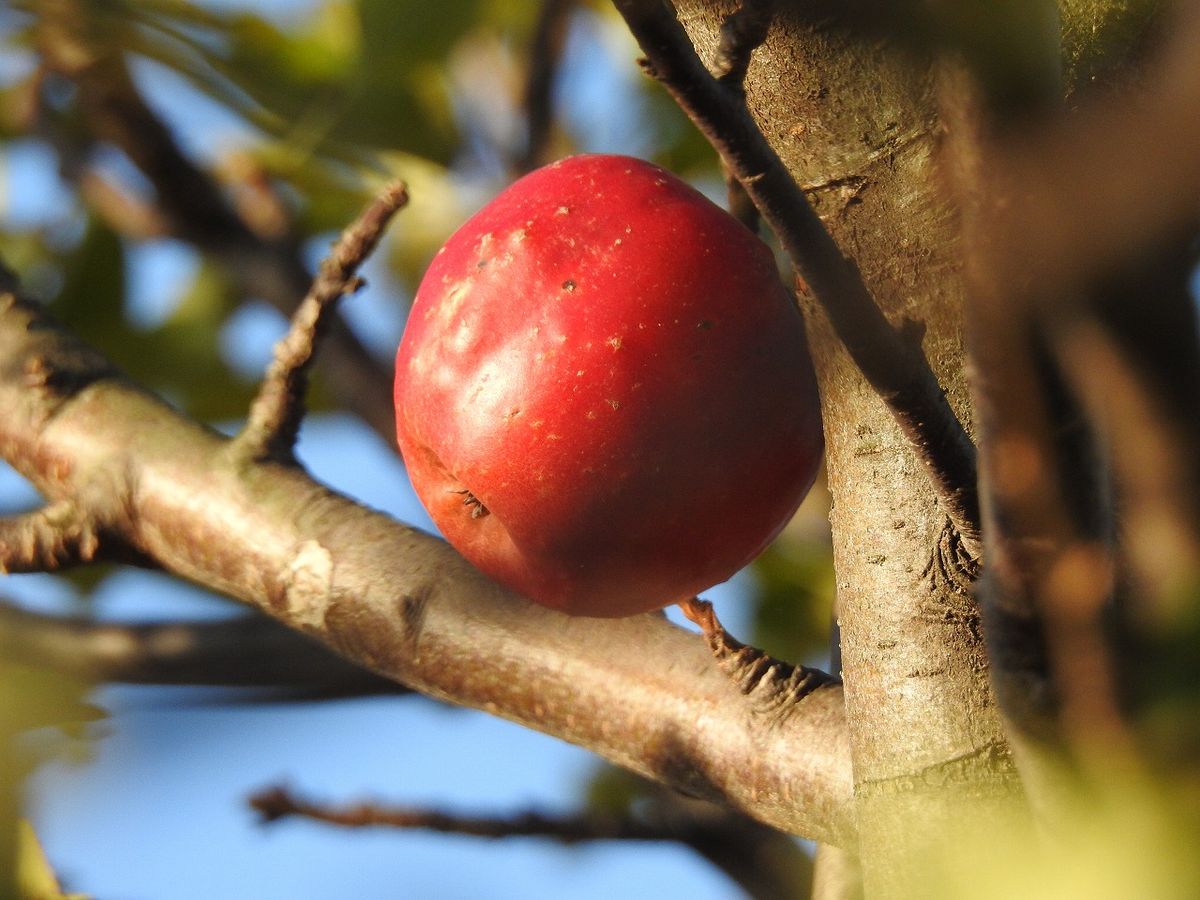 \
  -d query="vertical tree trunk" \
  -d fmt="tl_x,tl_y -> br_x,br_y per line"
673,4 -> 1025,894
